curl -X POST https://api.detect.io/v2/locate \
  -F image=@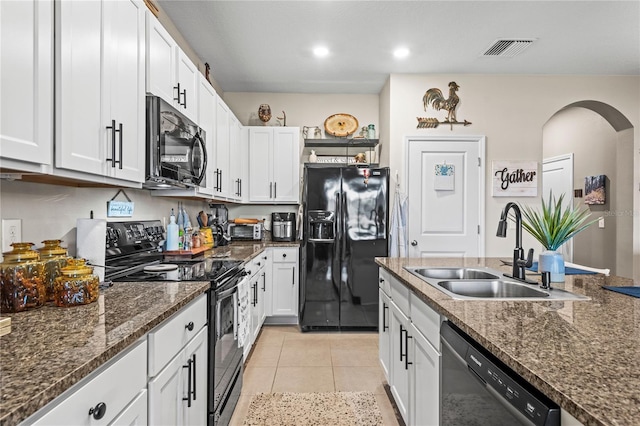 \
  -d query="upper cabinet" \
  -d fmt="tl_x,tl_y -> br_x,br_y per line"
196,73 -> 216,197
228,114 -> 244,201
55,0 -> 146,184
146,13 -> 198,122
0,0 -> 53,172
213,97 -> 232,199
248,127 -> 300,203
